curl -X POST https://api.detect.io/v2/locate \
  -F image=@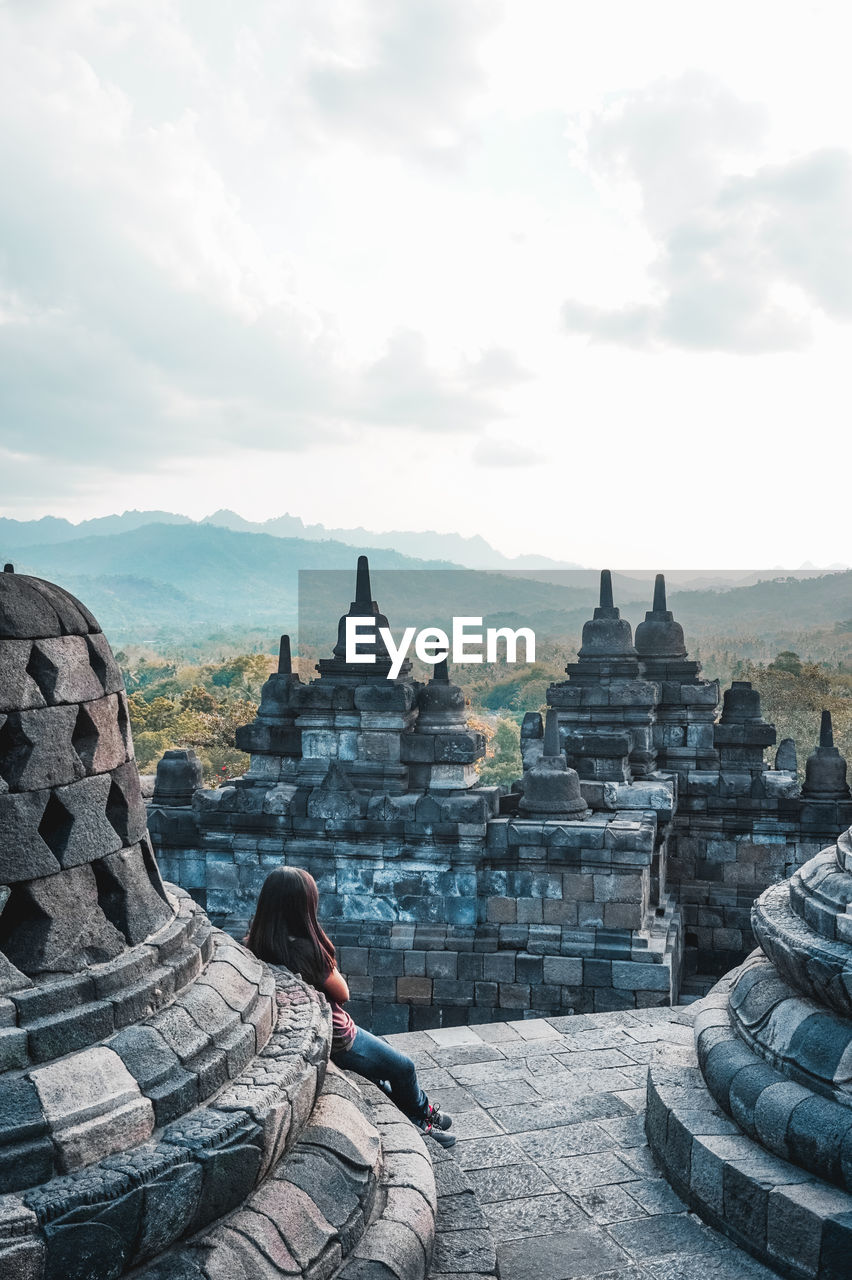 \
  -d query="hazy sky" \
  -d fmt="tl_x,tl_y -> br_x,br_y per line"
1,1 -> 851,566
